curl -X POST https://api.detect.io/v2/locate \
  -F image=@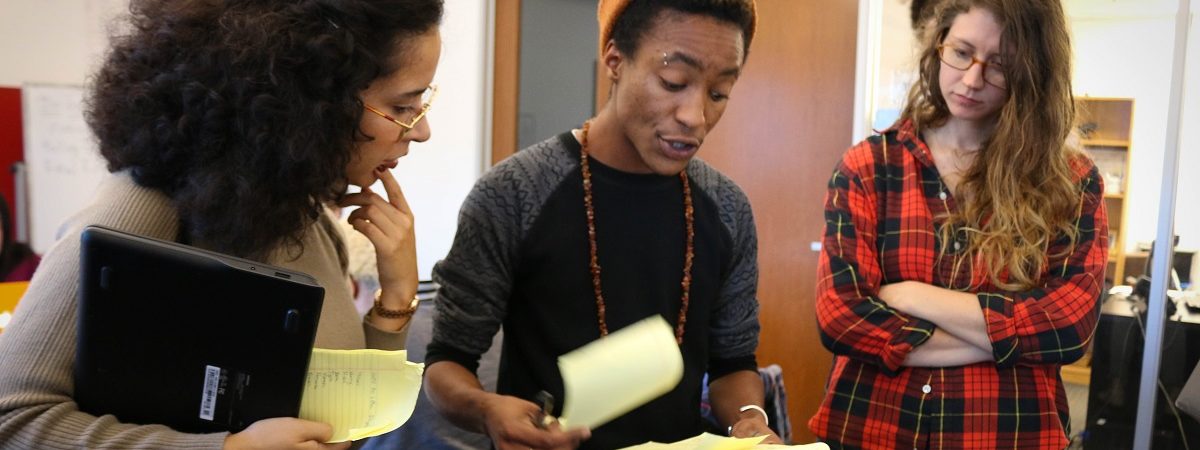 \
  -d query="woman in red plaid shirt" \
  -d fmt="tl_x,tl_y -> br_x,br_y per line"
809,0 -> 1108,448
